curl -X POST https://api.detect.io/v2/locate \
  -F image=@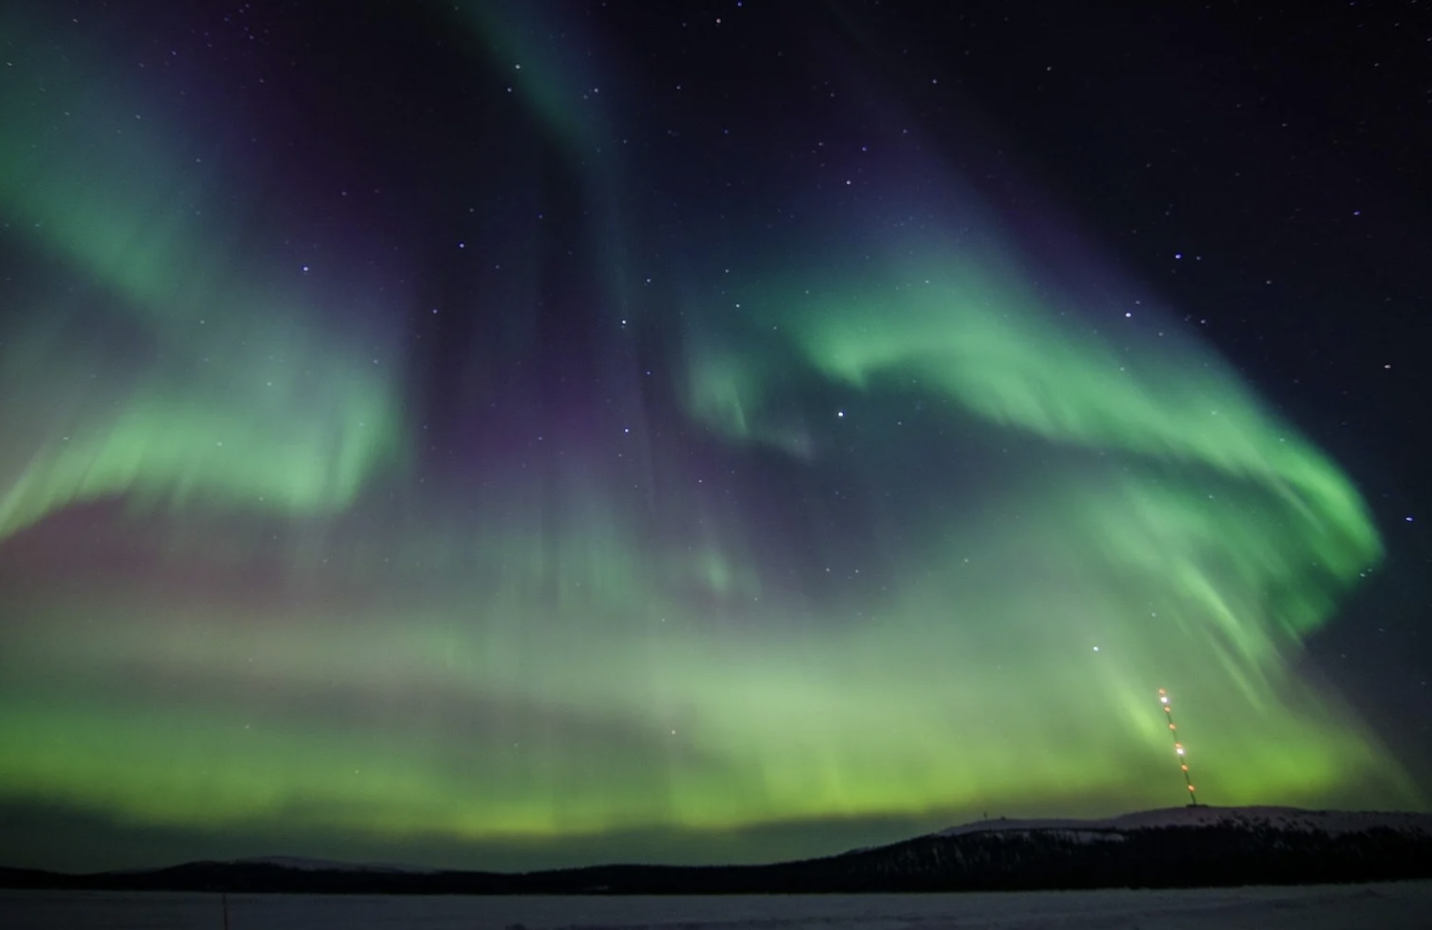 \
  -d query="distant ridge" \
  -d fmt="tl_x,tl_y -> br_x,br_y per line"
230,856 -> 439,875
3,805 -> 1430,895
936,805 -> 1432,838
